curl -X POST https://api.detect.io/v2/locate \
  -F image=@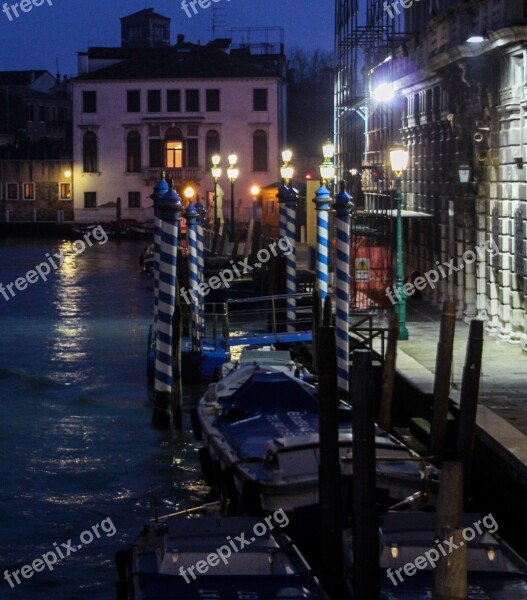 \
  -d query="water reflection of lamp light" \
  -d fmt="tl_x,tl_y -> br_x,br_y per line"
487,547 -> 496,561
390,545 -> 399,559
